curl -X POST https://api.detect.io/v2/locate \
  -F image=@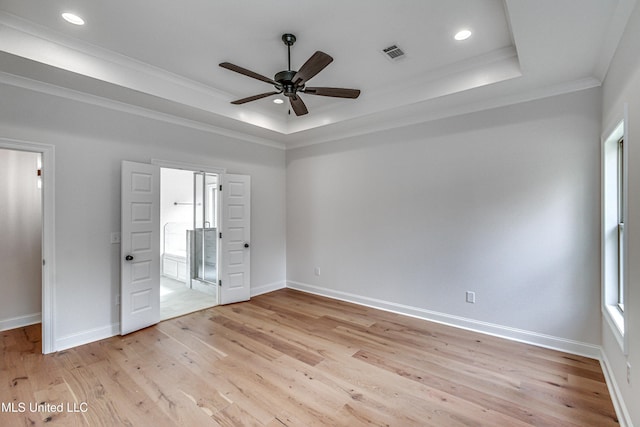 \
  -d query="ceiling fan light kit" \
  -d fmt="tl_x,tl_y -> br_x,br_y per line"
219,33 -> 360,116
